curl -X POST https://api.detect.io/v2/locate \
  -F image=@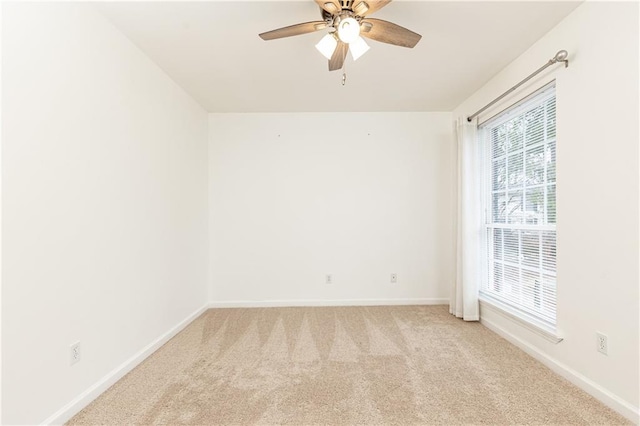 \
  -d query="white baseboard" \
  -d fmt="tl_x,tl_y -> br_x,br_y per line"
481,316 -> 640,424
40,304 -> 208,426
208,298 -> 448,308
